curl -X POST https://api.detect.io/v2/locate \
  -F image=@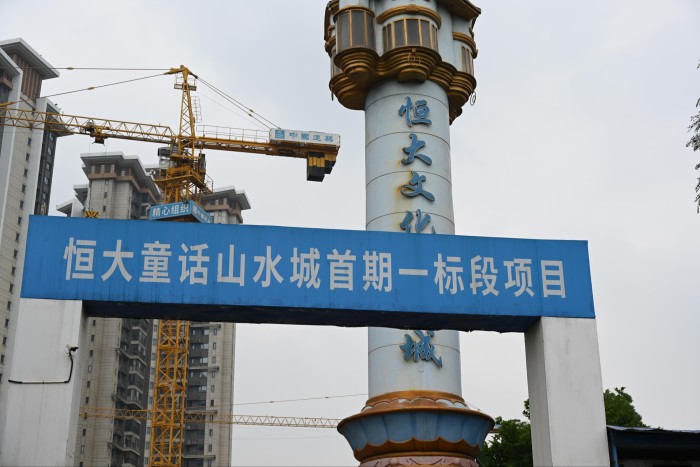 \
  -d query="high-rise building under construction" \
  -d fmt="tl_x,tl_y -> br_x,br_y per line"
59,152 -> 248,466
